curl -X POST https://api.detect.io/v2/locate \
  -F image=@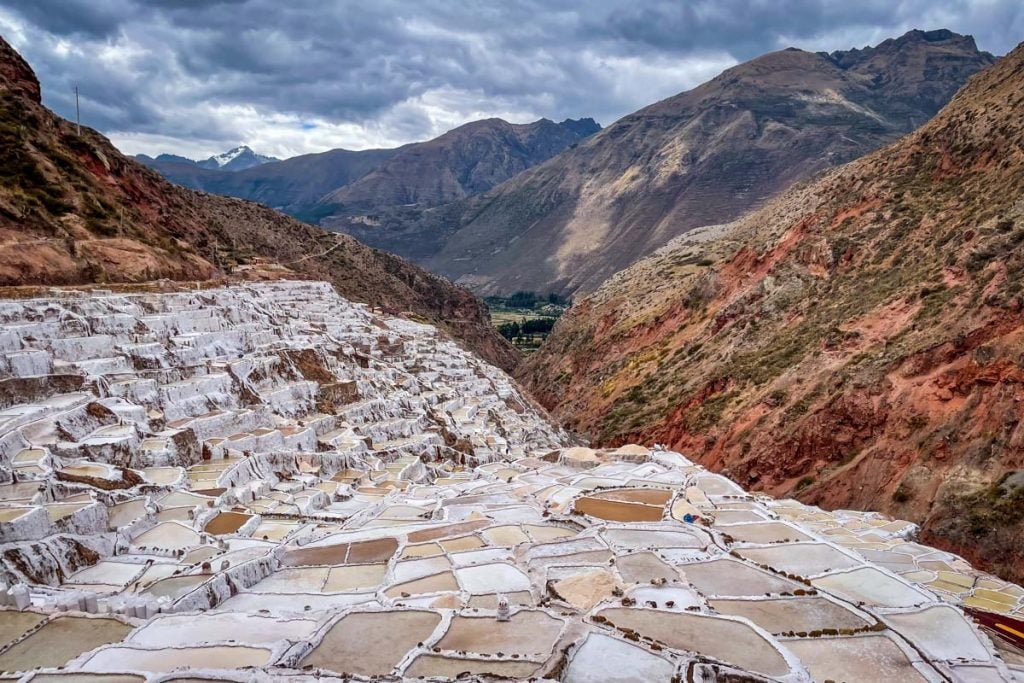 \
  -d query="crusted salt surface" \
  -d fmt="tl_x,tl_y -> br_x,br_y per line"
0,281 -> 1018,681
